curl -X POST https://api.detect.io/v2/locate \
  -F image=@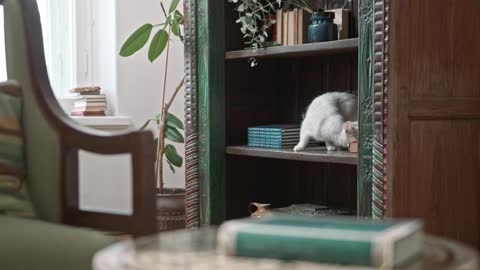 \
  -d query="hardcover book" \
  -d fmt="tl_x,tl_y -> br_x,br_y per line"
248,124 -> 300,132
276,9 -> 283,45
218,215 -> 423,267
297,9 -> 309,44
